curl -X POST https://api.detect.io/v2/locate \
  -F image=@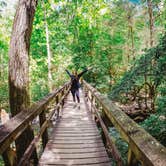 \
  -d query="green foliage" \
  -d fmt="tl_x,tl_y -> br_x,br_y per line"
109,127 -> 128,165
110,34 -> 166,102
0,156 -> 4,166
0,1 -> 13,111
157,86 -> 166,115
0,0 -> 165,157
110,34 -> 166,146
141,114 -> 166,146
